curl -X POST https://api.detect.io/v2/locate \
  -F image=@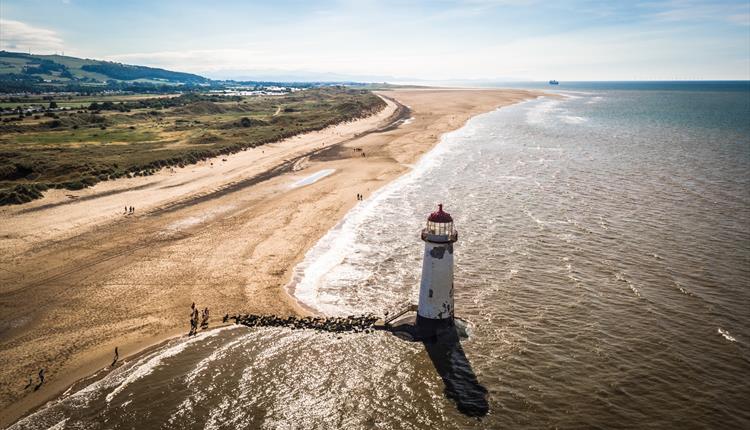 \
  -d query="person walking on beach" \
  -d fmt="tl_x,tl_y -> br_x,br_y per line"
38,368 -> 45,385
191,305 -> 199,336
189,303 -> 197,335
201,307 -> 209,329
189,303 -> 194,335
111,346 -> 119,367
